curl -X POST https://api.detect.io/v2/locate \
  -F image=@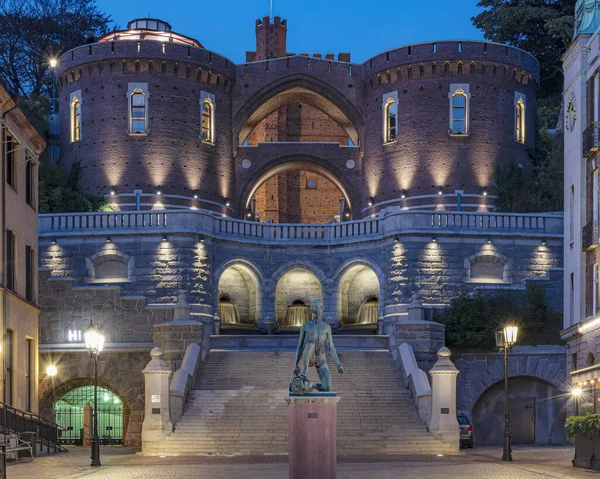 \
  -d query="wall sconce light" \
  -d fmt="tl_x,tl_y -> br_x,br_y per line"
482,186 -> 488,196
345,211 -> 351,218
437,186 -> 443,195
224,197 -> 231,207
394,236 -> 400,243
401,189 -> 407,199
156,188 -> 162,196
432,236 -> 438,243
541,239 -> 547,246
162,234 -> 167,242
367,197 -> 374,207
106,236 -> 112,243
487,236 -> 492,244
193,191 -> 199,199
46,365 -> 58,377
51,237 -> 57,245
110,188 -> 115,196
